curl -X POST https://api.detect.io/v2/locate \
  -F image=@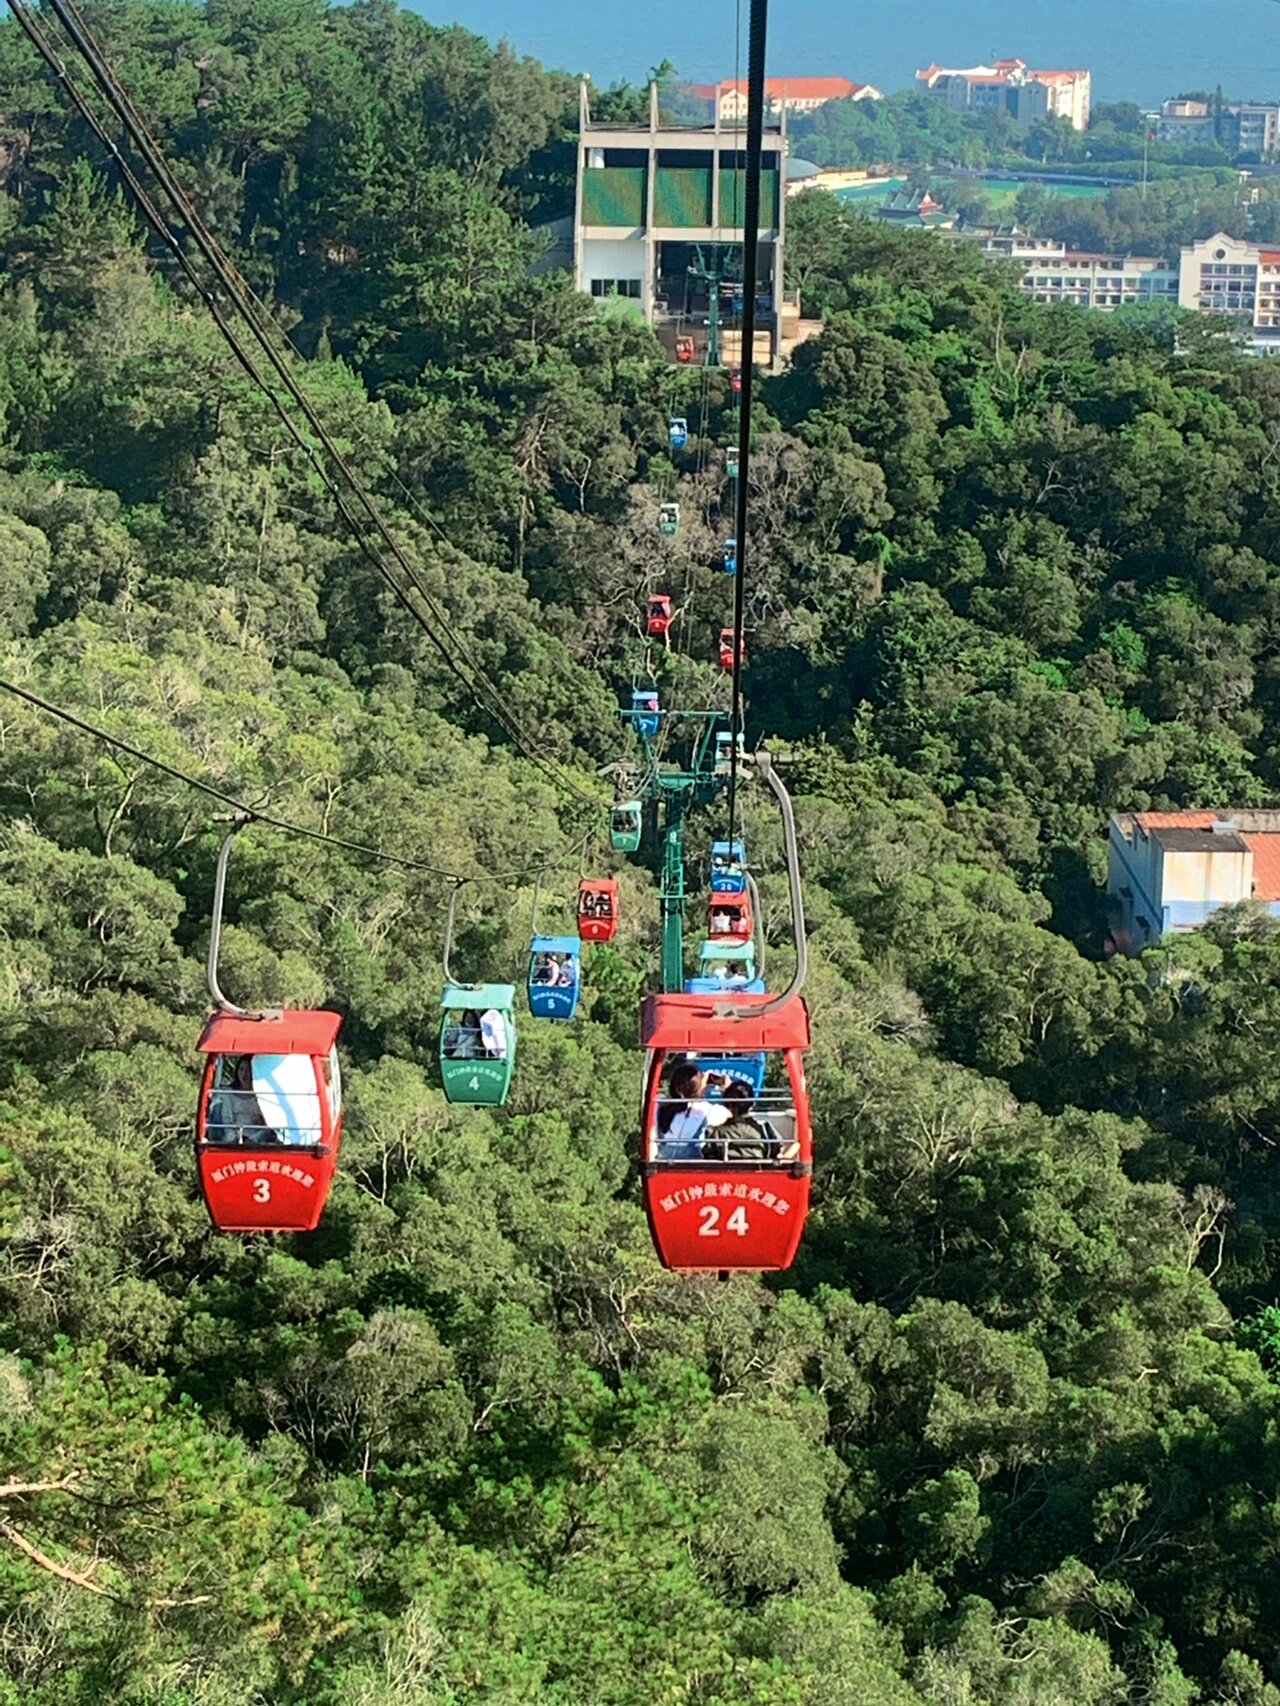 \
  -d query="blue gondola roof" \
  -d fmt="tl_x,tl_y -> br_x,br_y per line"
530,935 -> 581,957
